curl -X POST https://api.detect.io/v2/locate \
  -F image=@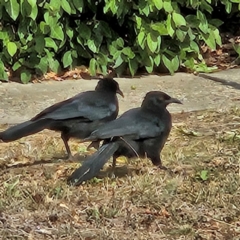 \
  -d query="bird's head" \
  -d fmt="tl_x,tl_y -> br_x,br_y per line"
142,91 -> 182,109
95,78 -> 124,97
